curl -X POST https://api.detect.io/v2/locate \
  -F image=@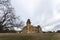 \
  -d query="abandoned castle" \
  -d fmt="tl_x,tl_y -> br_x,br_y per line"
21,19 -> 42,33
